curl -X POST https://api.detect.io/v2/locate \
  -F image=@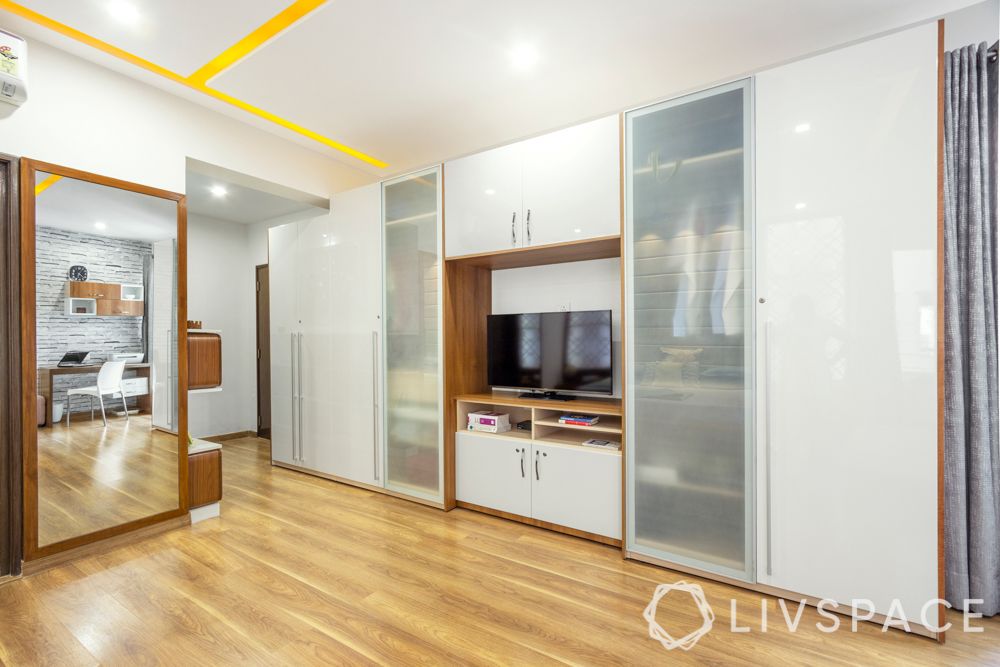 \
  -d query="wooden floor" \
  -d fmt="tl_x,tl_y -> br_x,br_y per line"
38,414 -> 179,546
2,436 -> 998,665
